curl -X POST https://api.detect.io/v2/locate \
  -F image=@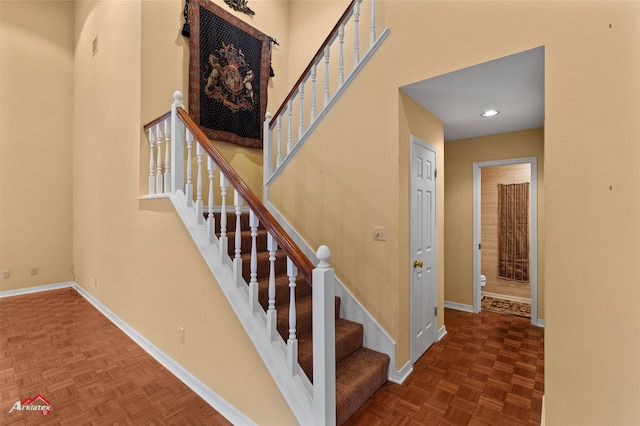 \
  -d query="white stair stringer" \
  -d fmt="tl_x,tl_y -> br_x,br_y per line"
169,191 -> 314,426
